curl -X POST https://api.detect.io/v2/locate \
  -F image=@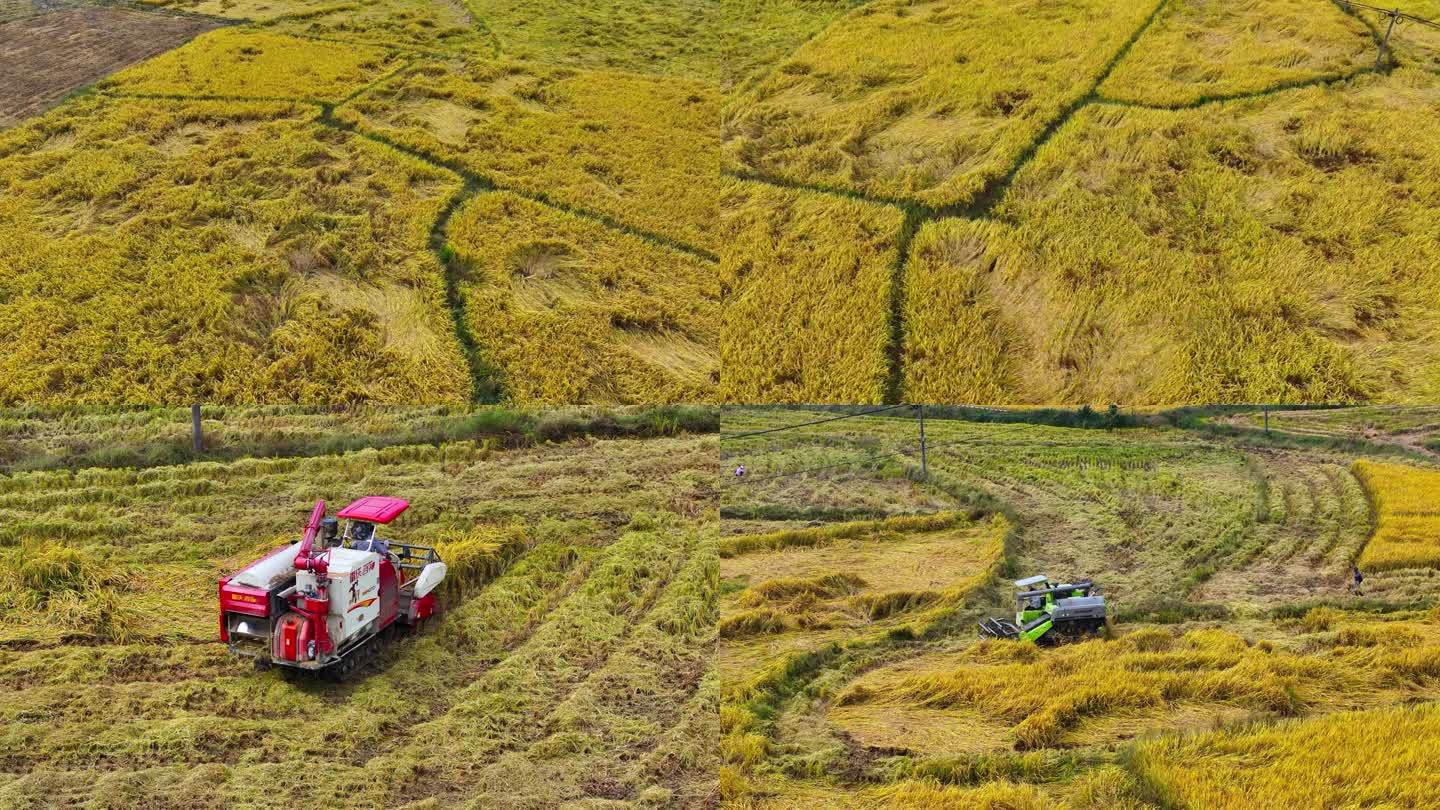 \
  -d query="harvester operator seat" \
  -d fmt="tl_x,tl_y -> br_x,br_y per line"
352,521 -> 375,545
